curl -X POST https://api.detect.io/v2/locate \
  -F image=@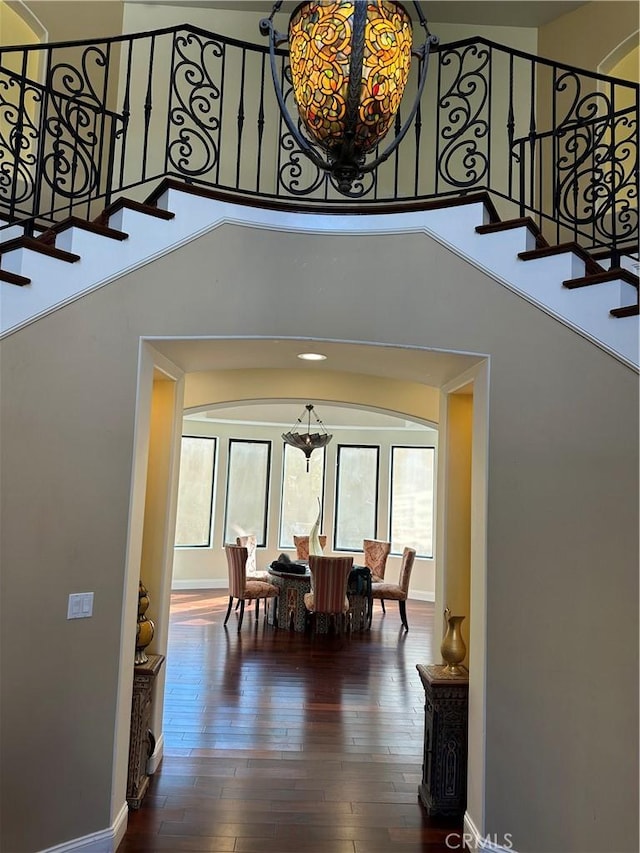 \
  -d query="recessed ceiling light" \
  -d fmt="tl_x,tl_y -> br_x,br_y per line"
297,352 -> 327,361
